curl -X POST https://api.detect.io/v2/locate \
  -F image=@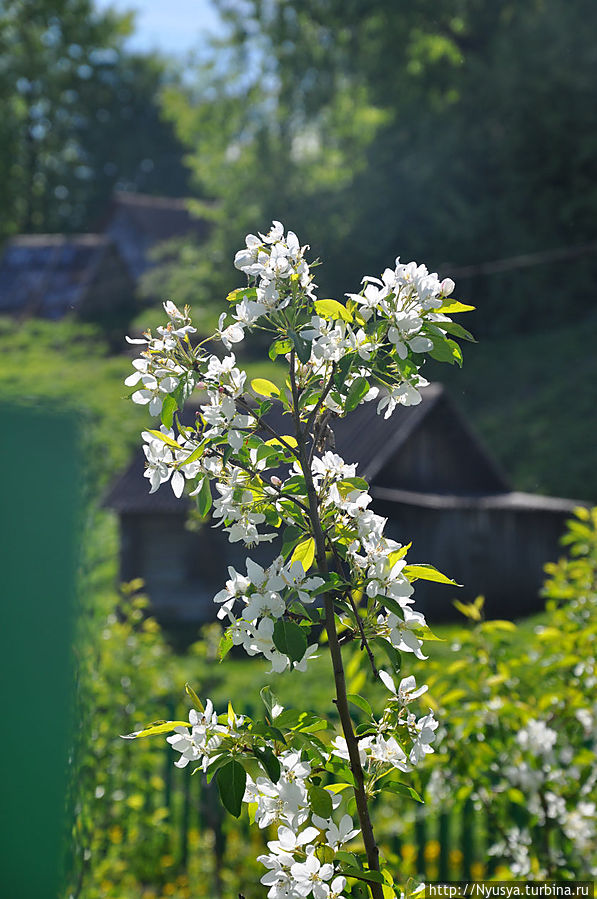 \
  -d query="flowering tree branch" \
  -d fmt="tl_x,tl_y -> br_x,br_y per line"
121,220 -> 472,897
